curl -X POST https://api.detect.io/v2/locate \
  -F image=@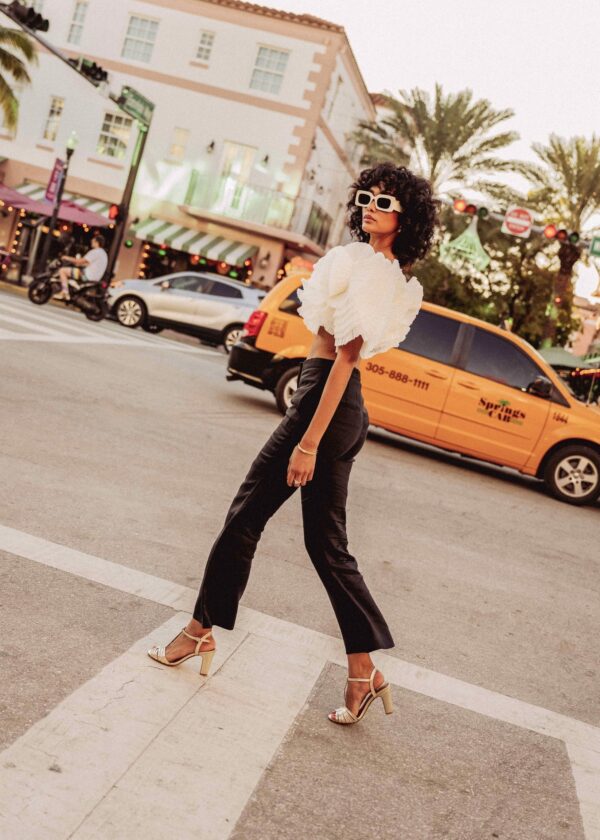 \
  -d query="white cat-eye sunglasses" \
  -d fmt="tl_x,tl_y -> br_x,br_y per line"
355,189 -> 402,213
